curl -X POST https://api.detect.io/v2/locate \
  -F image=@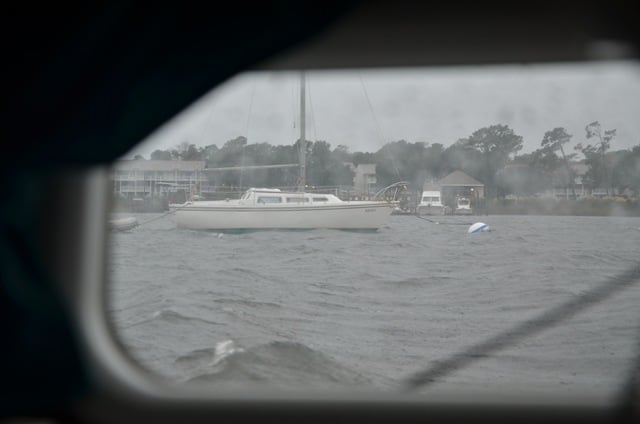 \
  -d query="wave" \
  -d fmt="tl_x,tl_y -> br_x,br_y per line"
175,340 -> 244,373
221,268 -> 286,285
212,298 -> 283,309
143,308 -> 223,327
177,340 -> 372,389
